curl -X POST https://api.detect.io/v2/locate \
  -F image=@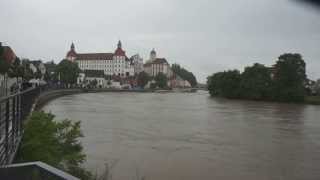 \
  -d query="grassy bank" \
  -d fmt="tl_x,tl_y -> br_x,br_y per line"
305,96 -> 320,105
